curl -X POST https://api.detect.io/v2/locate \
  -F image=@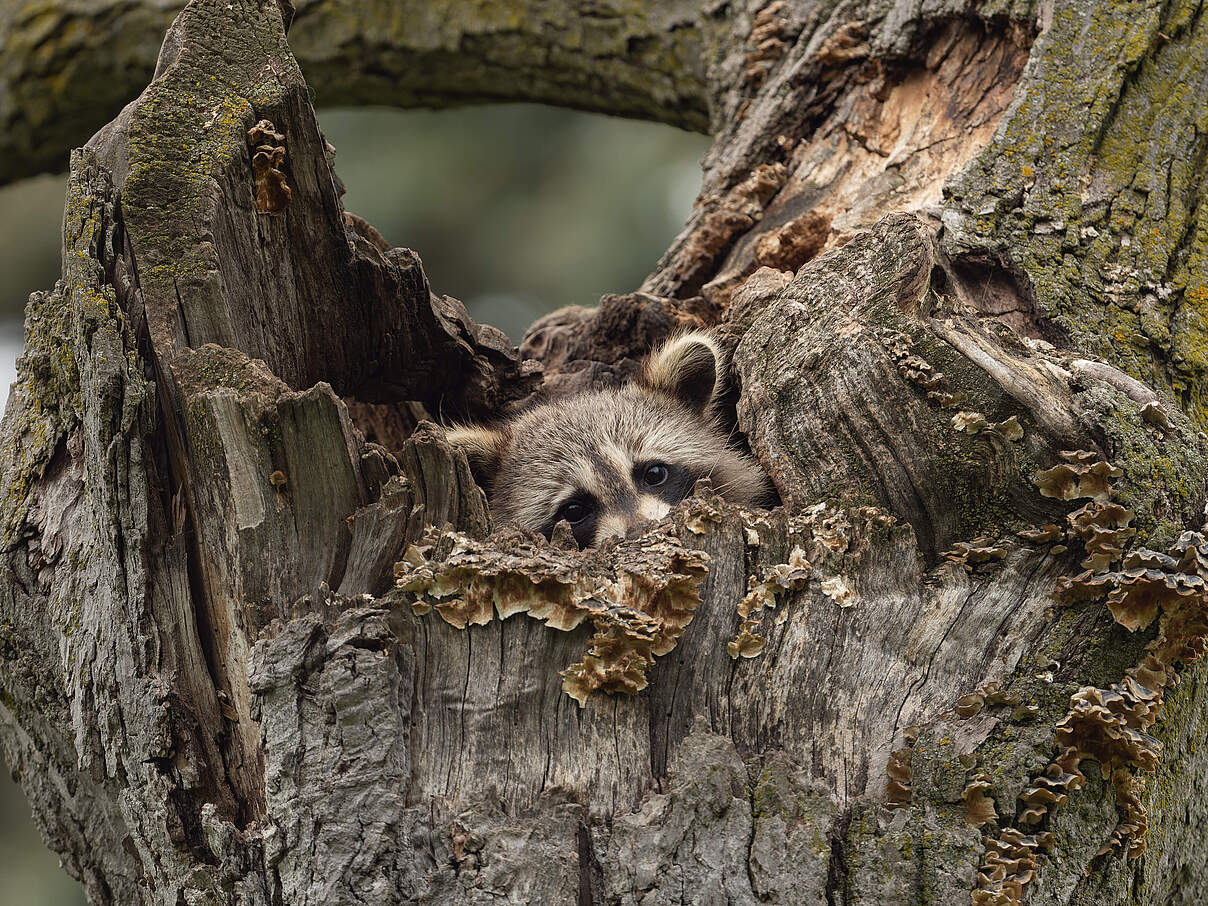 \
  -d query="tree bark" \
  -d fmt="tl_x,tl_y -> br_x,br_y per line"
0,0 -> 710,186
3,1 -> 1208,905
